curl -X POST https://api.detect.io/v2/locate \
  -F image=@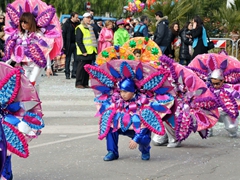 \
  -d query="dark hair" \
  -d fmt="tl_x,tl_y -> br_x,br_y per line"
183,21 -> 191,29
179,21 -> 191,33
140,15 -> 148,22
133,48 -> 141,55
71,12 -> 78,18
155,11 -> 163,18
193,15 -> 203,28
170,22 -> 179,36
19,12 -> 38,33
